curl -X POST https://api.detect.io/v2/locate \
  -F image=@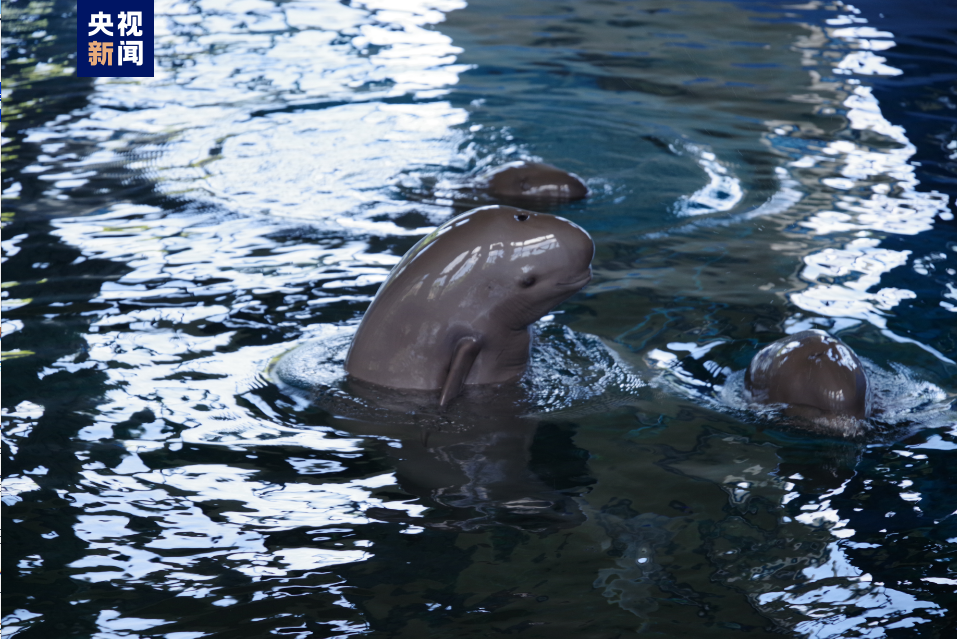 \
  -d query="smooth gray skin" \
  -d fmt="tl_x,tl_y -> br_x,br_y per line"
482,161 -> 589,203
344,205 -> 594,406
745,330 -> 870,420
